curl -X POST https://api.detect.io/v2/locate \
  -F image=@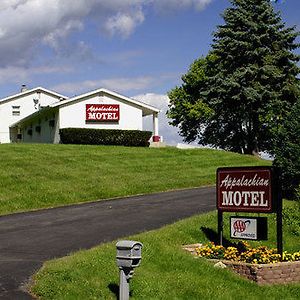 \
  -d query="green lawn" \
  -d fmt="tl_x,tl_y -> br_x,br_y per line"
2,143 -> 297,299
31,201 -> 300,300
0,143 -> 269,215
